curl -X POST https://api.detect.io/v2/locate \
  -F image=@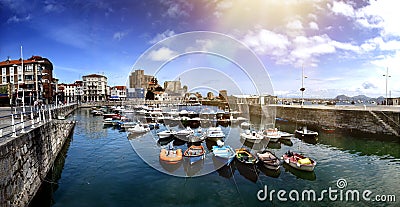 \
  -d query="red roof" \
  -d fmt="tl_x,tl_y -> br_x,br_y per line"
0,55 -> 49,66
83,74 -> 107,78
112,86 -> 126,90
